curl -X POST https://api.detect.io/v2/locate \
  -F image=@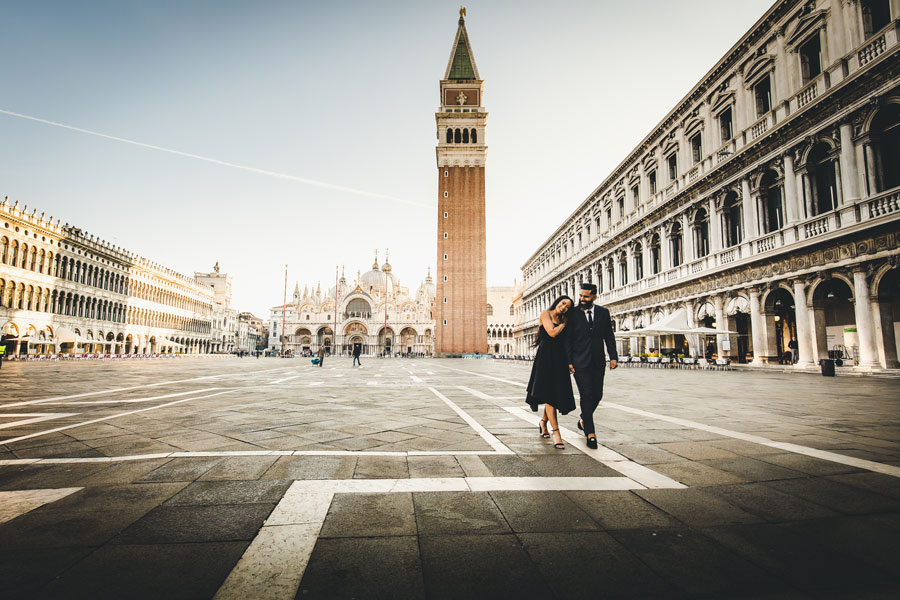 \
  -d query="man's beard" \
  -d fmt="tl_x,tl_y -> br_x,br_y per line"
579,298 -> 594,309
